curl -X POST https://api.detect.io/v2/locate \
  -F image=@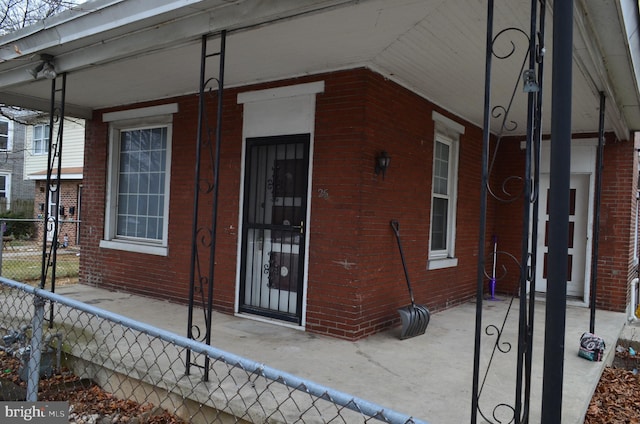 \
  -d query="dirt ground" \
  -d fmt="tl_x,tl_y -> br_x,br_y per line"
0,352 -> 186,423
